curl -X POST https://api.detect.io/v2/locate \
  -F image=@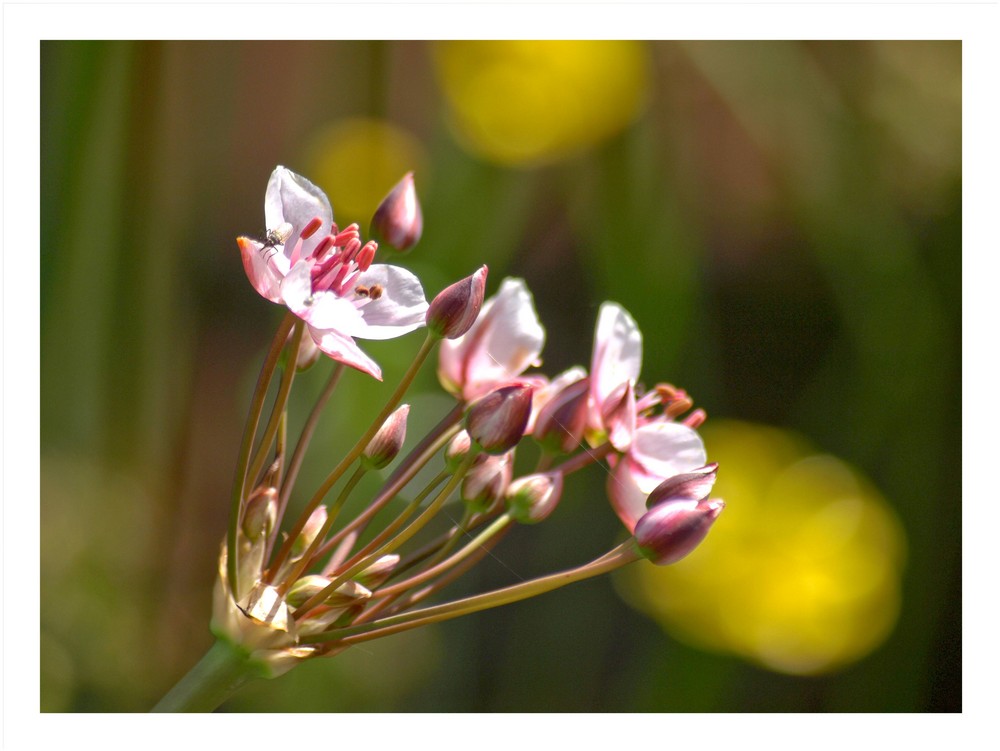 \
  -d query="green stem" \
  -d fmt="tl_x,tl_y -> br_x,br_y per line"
150,640 -> 265,713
